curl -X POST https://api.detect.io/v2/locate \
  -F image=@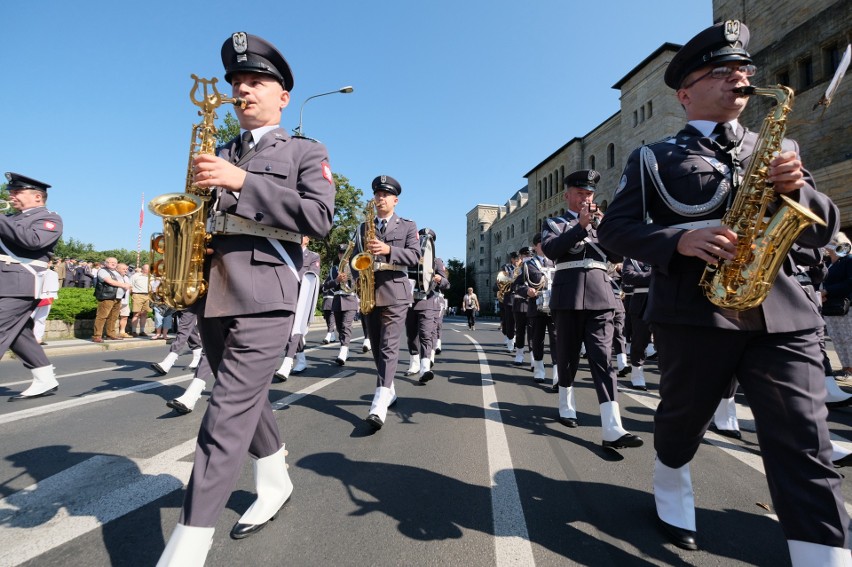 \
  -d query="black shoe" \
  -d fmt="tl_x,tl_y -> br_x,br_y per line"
336,357 -> 346,366
419,370 -> 434,384
549,384 -> 558,393
150,363 -> 168,376
534,377 -> 546,384
39,341 -> 48,346
708,424 -> 742,440
602,433 -> 644,449
272,372 -> 287,383
366,414 -> 384,430
166,399 -> 192,414
558,416 -> 579,428
658,517 -> 698,550
435,348 -> 442,355
627,383 -> 648,392
321,339 -> 330,345
230,504 -> 287,540
9,386 -> 58,401
617,367 -> 630,377
512,361 -> 525,367
362,345 -> 370,353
